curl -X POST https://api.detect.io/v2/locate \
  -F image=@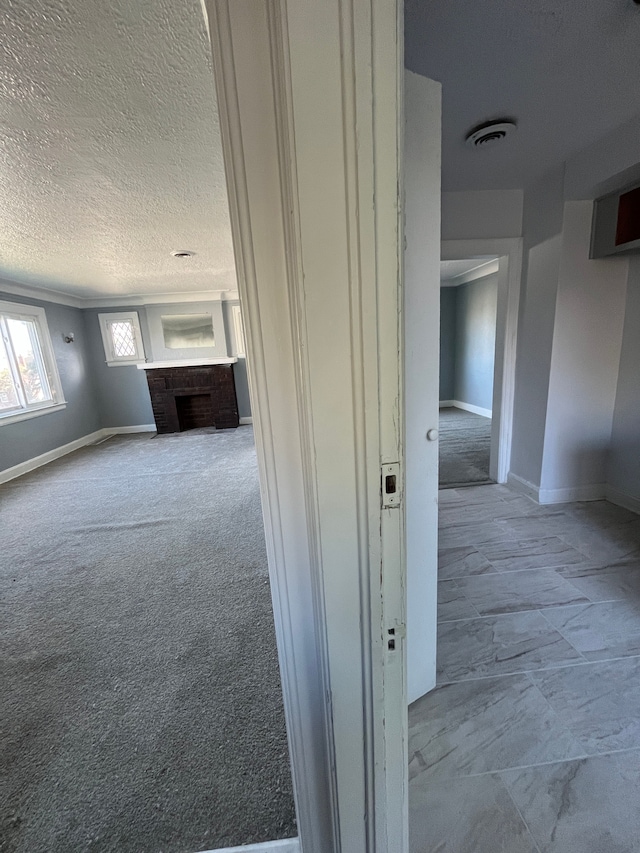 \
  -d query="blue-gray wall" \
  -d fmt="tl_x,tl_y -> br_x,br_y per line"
608,256 -> 640,501
0,291 -> 102,471
454,274 -> 498,411
439,288 -> 456,400
83,307 -> 155,428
